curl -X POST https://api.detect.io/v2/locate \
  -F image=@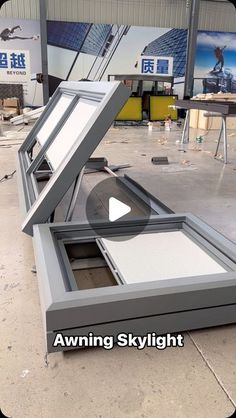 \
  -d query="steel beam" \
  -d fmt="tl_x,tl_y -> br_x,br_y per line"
39,0 -> 49,104
184,0 -> 200,98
